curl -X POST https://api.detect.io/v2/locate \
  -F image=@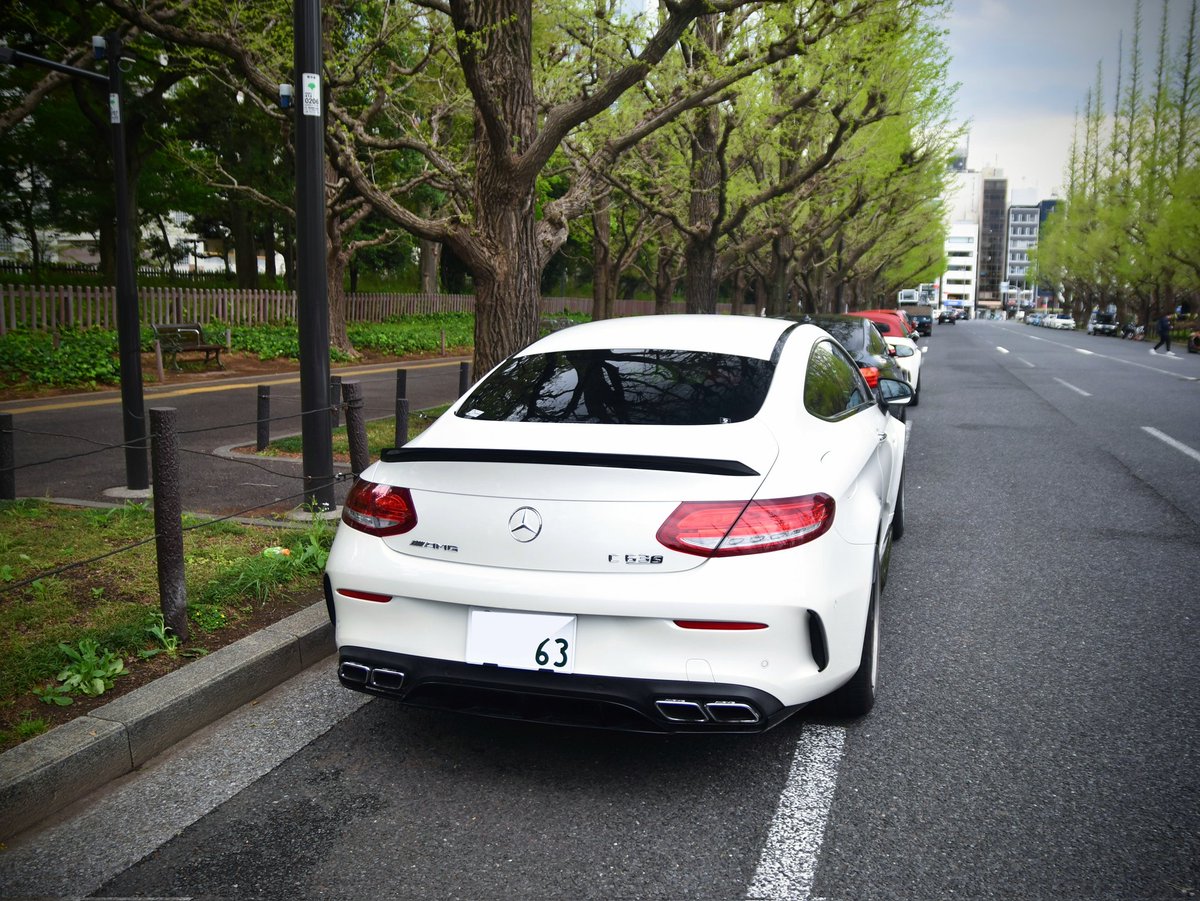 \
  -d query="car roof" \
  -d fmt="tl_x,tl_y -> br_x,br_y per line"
524,313 -> 810,361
